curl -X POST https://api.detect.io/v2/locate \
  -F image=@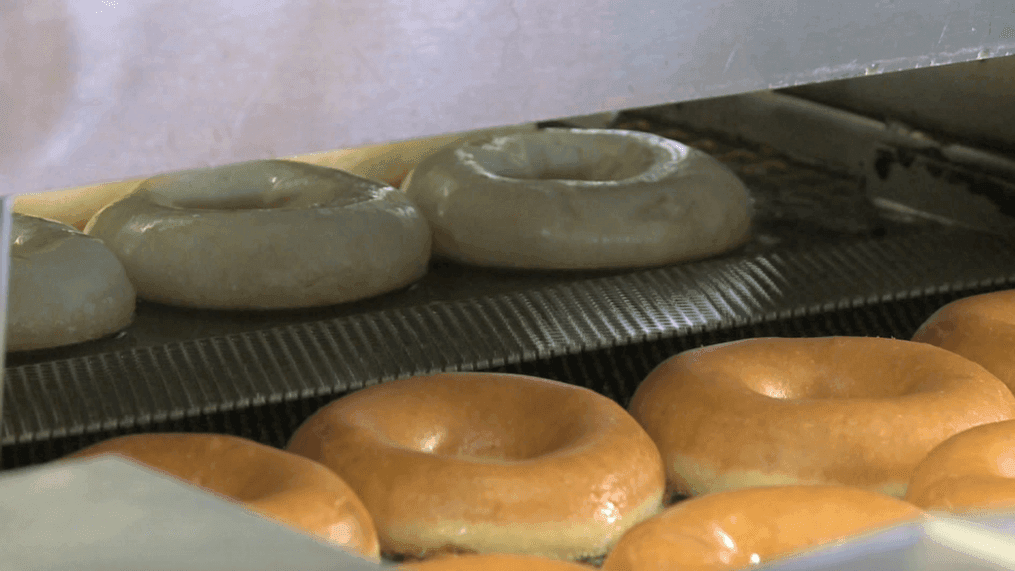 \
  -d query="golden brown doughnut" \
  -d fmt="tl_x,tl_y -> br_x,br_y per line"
400,554 -> 592,571
629,336 -> 1015,497
287,372 -> 666,560
601,485 -> 922,571
68,433 -> 380,560
912,289 -> 1015,394
905,419 -> 1015,512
